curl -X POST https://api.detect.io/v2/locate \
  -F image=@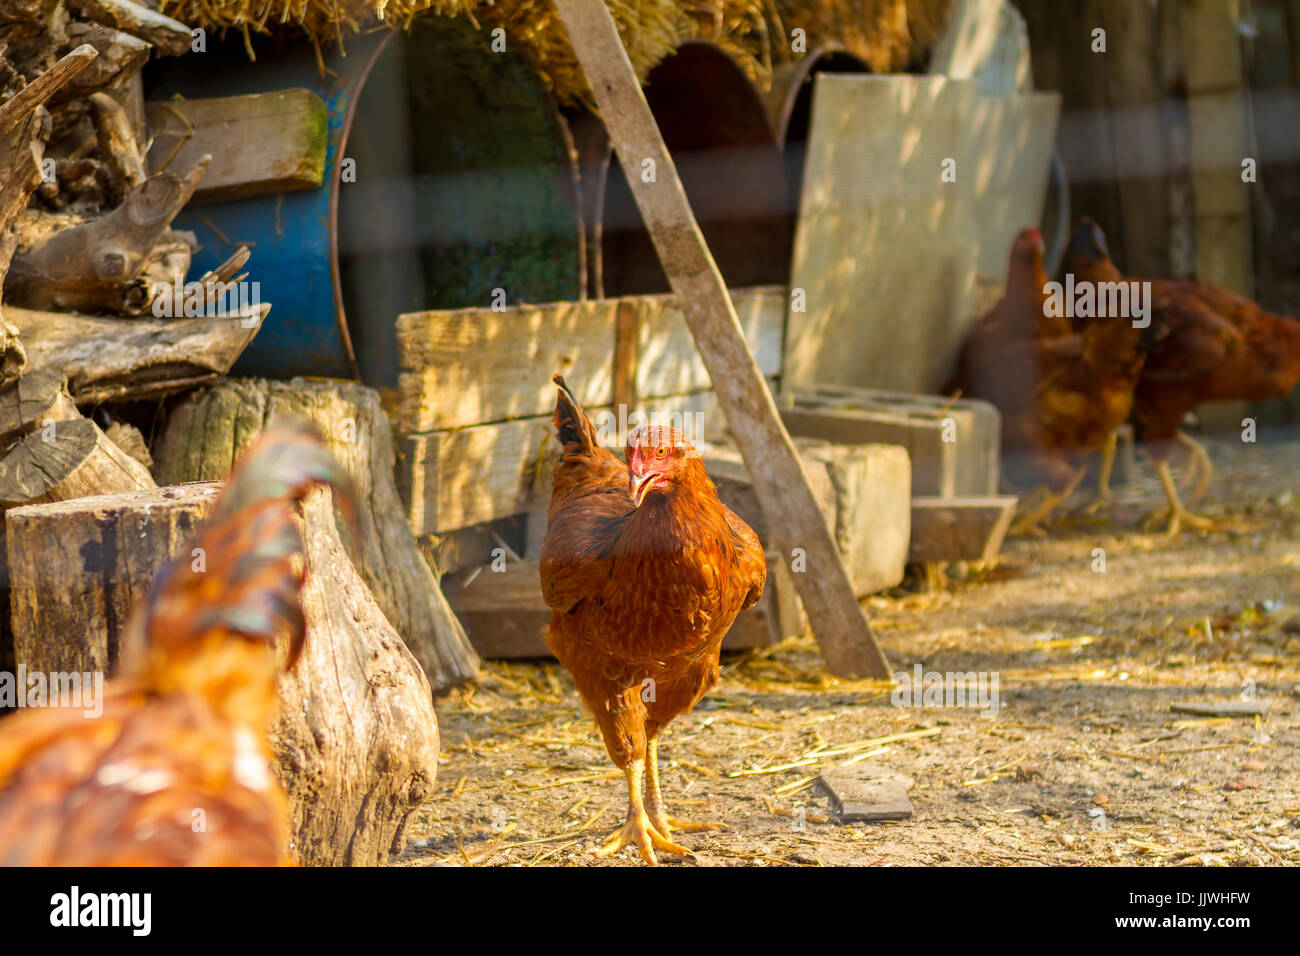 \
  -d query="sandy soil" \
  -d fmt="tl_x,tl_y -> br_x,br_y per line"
395,431 -> 1300,867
